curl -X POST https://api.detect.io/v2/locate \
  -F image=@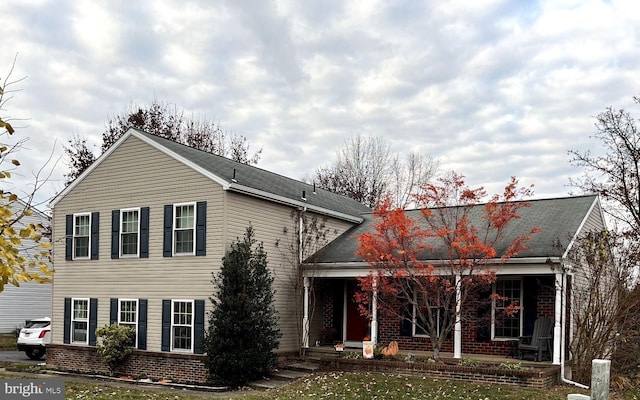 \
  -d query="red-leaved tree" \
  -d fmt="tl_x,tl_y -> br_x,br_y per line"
355,172 -> 540,359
